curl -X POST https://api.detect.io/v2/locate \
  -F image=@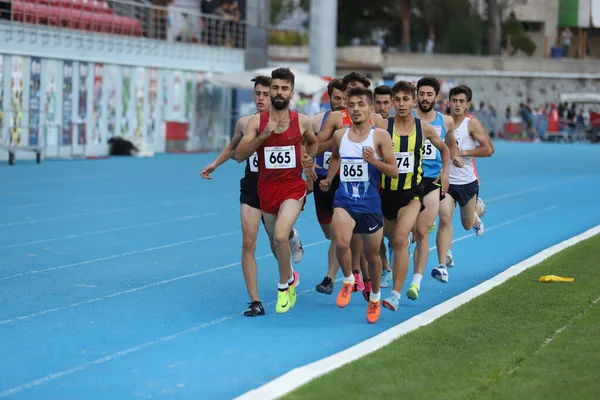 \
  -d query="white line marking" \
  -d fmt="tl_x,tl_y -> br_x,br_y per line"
0,282 -> 337,398
233,224 -> 600,400
0,213 -> 216,249
0,206 -> 141,228
0,194 -> 134,211
0,240 -> 329,325
484,175 -> 590,203
0,204 -> 584,396
0,230 -> 242,281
